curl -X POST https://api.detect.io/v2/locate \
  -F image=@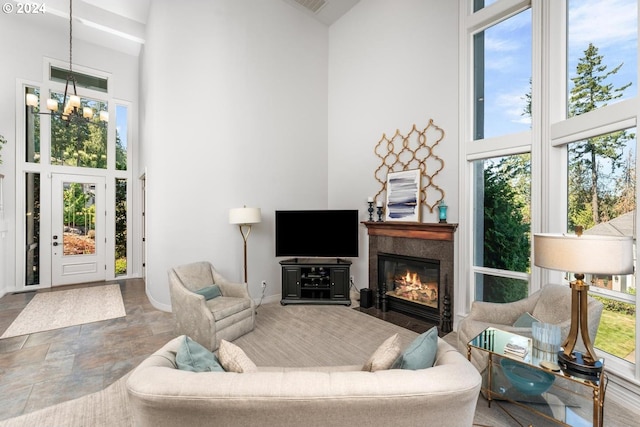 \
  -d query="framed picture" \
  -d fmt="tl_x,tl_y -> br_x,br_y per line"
385,169 -> 421,222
